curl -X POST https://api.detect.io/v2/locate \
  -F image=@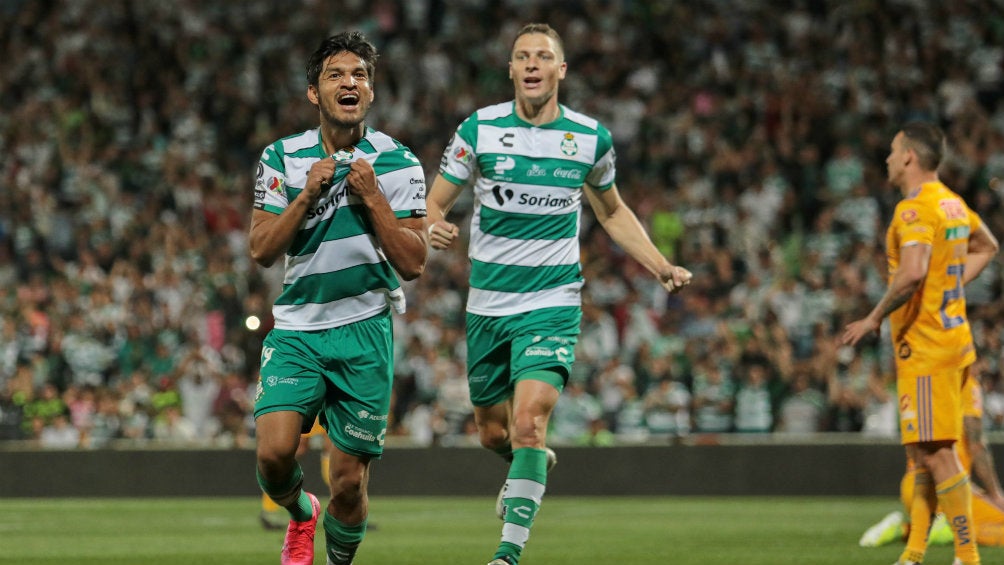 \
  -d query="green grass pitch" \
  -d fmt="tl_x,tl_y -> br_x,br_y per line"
1,496 -> 999,564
